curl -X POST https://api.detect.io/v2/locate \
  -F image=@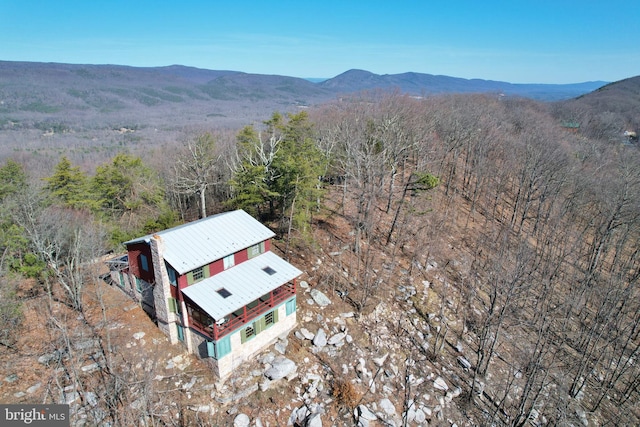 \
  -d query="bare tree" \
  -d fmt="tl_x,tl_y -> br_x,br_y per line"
171,132 -> 223,219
